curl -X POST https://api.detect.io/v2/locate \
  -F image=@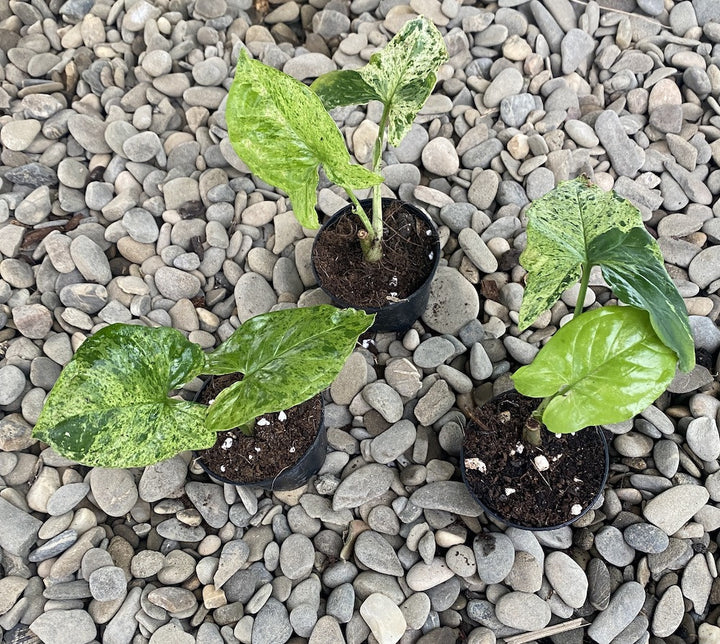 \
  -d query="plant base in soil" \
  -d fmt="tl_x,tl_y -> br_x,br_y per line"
463,392 -> 607,529
311,201 -> 437,309
197,374 -> 322,483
